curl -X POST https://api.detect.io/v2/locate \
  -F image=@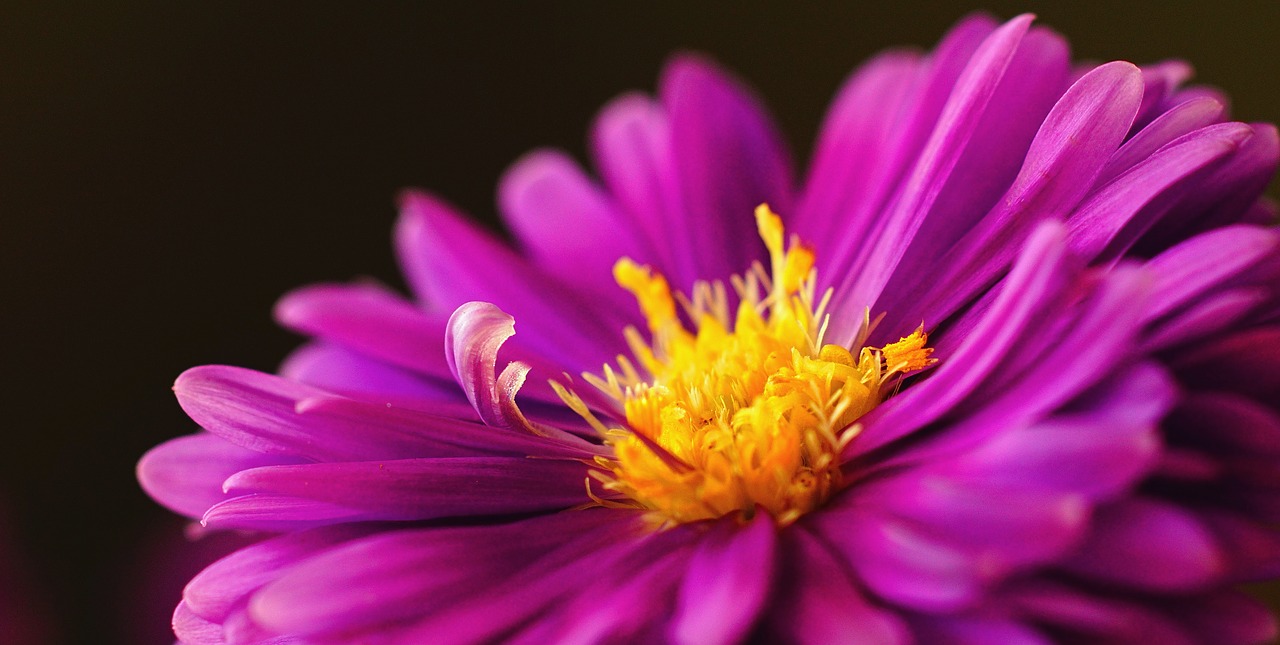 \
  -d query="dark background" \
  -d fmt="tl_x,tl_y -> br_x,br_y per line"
2,2 -> 1277,643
